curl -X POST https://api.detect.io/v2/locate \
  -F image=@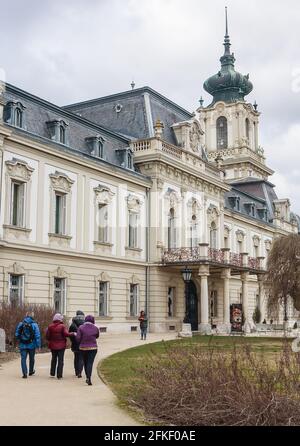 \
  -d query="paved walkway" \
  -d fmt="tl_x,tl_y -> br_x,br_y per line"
0,333 -> 176,426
